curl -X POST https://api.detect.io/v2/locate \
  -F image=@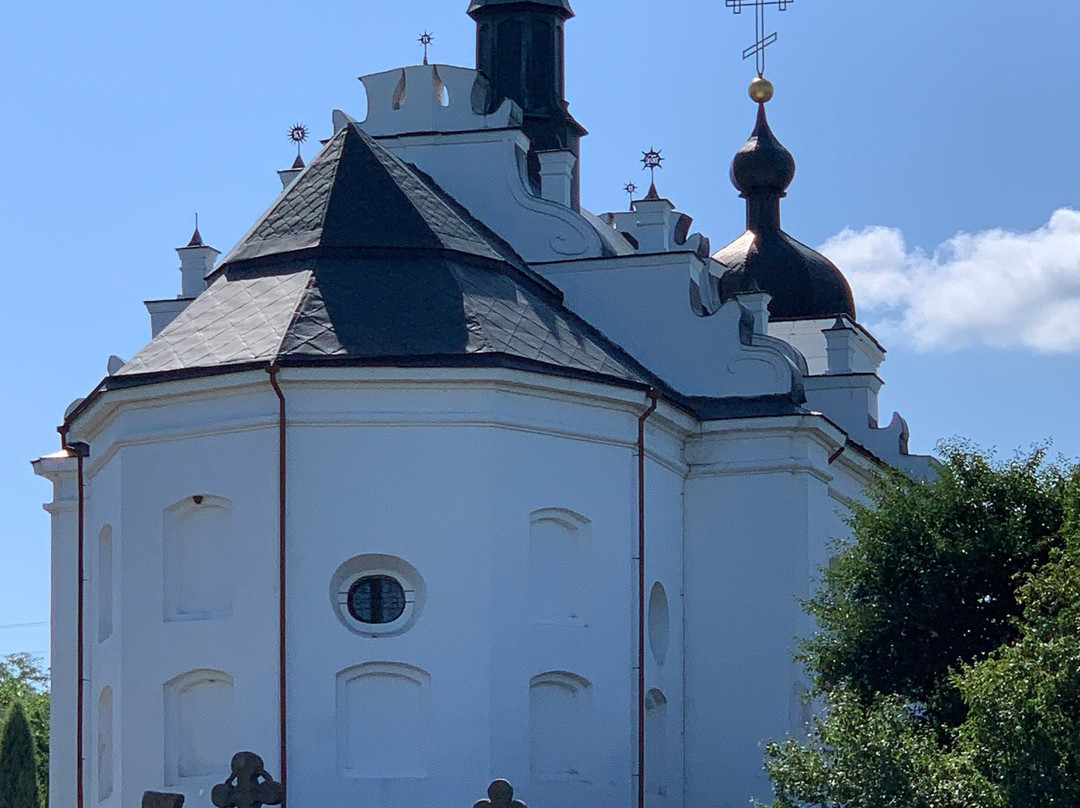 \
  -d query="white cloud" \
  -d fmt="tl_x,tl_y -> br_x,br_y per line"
820,209 -> 1080,352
